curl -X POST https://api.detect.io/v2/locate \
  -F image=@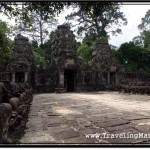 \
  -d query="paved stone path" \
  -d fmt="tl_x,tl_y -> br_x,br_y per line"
22,91 -> 150,144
